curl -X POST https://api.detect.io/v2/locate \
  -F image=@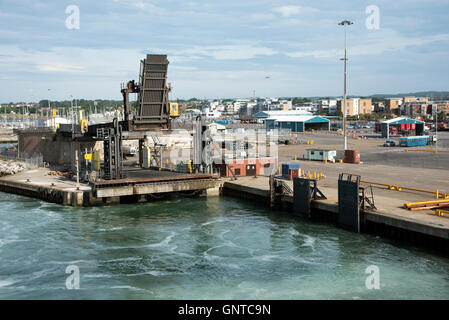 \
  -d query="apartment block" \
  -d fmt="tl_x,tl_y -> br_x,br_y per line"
359,98 -> 372,114
385,98 -> 402,115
